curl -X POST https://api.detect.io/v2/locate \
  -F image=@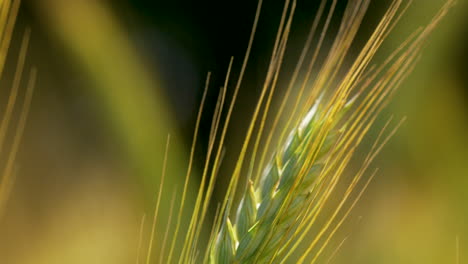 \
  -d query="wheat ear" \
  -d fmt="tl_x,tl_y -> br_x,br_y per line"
207,0 -> 455,263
